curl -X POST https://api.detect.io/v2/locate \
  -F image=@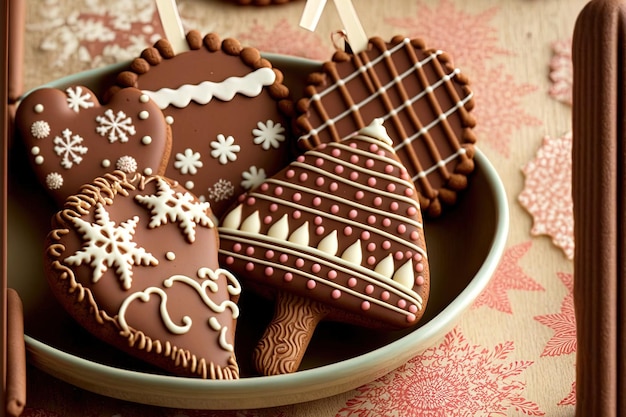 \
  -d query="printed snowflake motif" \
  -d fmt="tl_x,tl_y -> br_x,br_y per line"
65,86 -> 95,112
237,18 -> 333,61
64,203 -> 158,290
175,409 -> 291,417
338,327 -> 544,417
116,155 -> 138,173
95,108 -> 136,143
208,179 -> 235,203
559,381 -> 576,406
210,134 -> 240,165
471,65 -> 542,157
549,38 -> 573,106
174,148 -> 203,175
519,132 -> 574,259
385,0 -> 511,71
241,166 -> 267,190
134,178 -> 214,243
253,120 -> 286,150
534,272 -> 576,357
45,172 -> 63,190
473,241 -> 544,313
31,120 -> 51,139
53,128 -> 88,169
